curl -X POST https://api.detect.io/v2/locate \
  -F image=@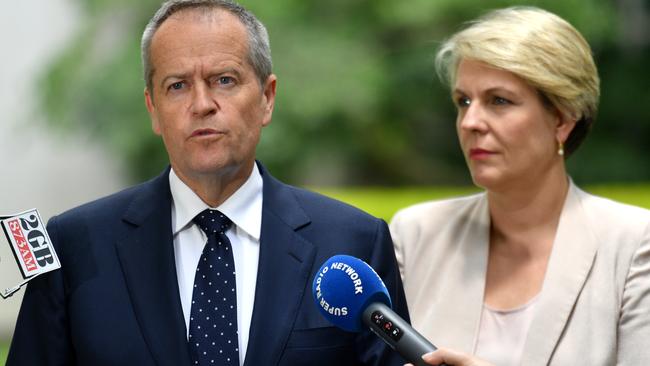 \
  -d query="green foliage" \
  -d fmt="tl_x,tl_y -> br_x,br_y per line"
316,184 -> 650,222
571,48 -> 650,182
40,0 -> 649,185
1,342 -> 7,365
316,186 -> 480,221
585,184 -> 650,210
